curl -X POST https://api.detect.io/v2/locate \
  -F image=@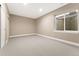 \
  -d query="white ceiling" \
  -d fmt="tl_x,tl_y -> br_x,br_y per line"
7,3 -> 68,19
